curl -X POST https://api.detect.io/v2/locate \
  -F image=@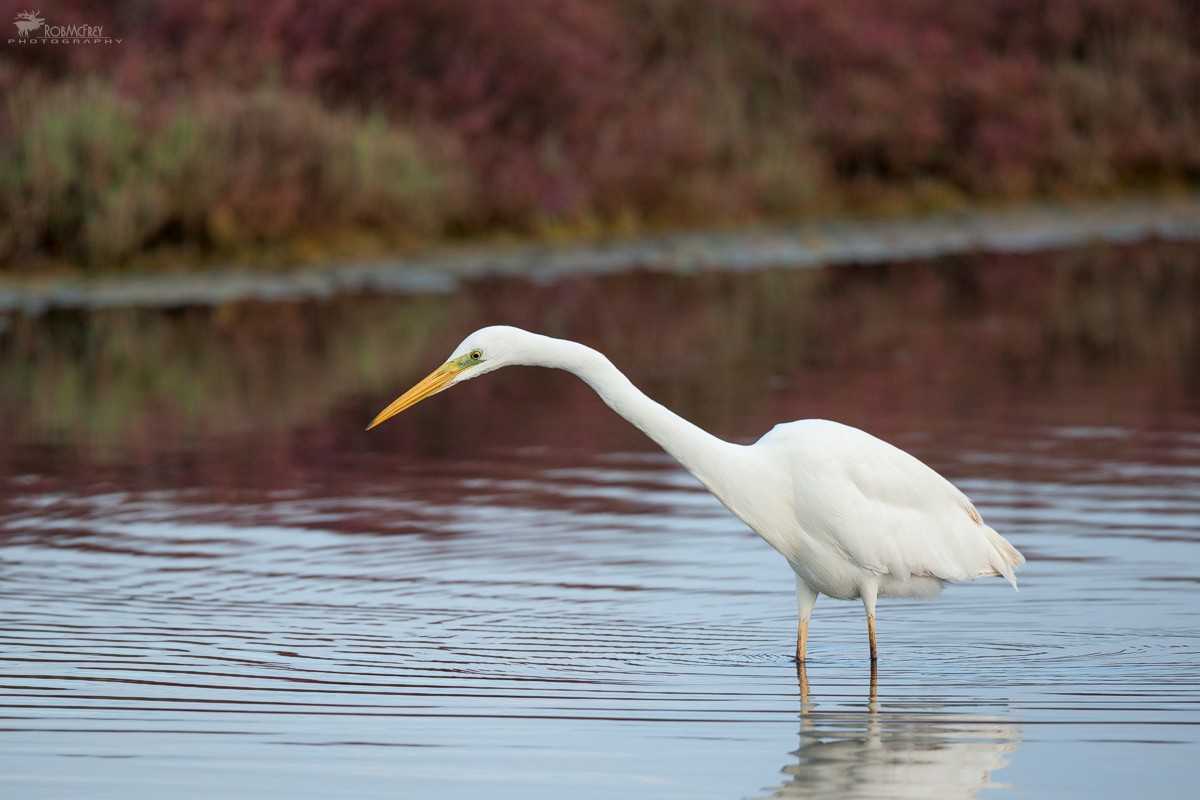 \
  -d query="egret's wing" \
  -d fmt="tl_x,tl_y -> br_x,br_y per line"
765,420 -> 1022,586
